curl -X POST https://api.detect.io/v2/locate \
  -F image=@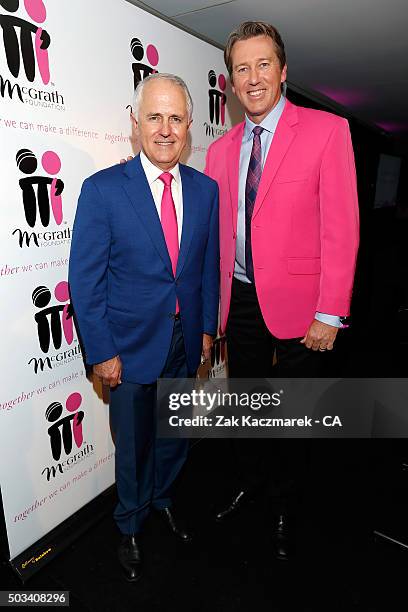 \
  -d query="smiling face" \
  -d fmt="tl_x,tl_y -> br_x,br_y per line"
231,35 -> 287,124
132,79 -> 192,171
